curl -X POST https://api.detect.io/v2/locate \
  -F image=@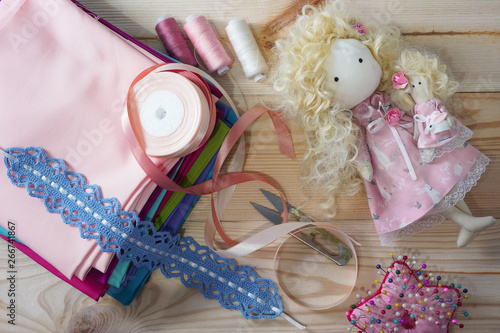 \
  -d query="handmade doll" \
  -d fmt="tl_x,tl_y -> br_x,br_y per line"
273,3 -> 496,247
391,50 -> 473,164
